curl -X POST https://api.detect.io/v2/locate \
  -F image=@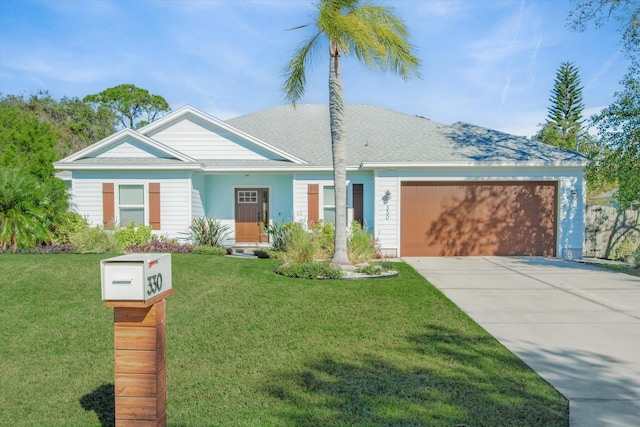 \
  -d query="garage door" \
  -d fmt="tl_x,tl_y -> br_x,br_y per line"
400,181 -> 557,256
